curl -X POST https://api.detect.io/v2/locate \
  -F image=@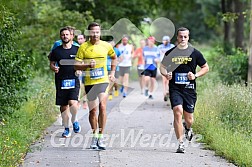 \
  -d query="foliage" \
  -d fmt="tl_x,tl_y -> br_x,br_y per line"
194,82 -> 252,166
17,0 -> 93,73
209,46 -> 248,84
0,6 -> 33,117
0,75 -> 57,167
